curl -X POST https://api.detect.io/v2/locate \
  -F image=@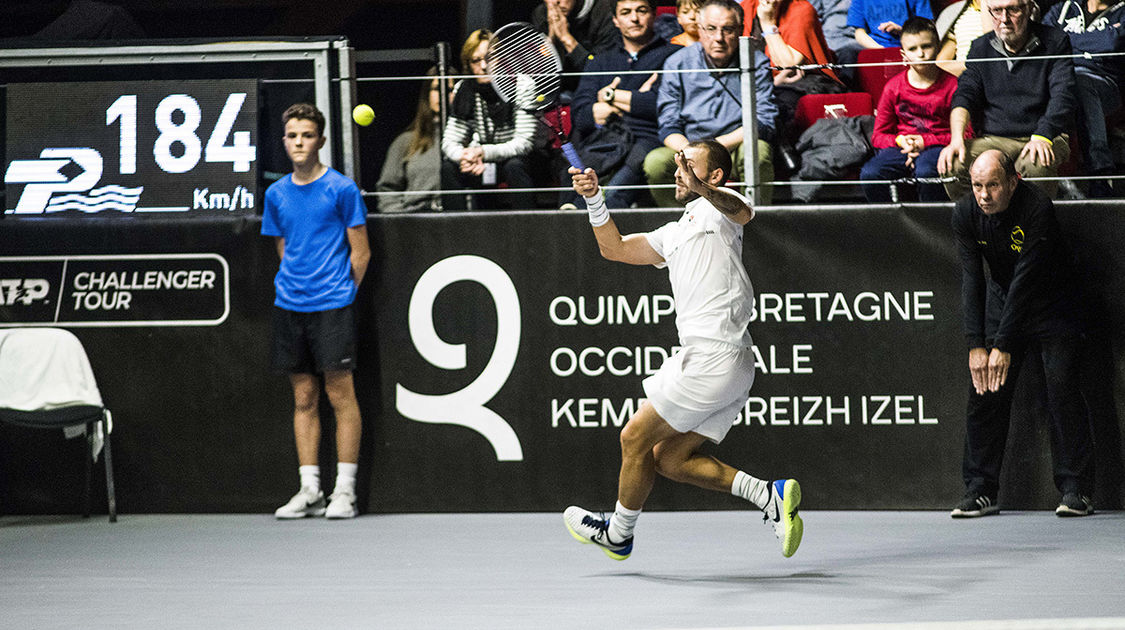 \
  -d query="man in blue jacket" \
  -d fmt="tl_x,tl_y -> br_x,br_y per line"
644,0 -> 778,206
569,0 -> 678,207
1042,0 -> 1124,197
937,0 -> 1077,199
